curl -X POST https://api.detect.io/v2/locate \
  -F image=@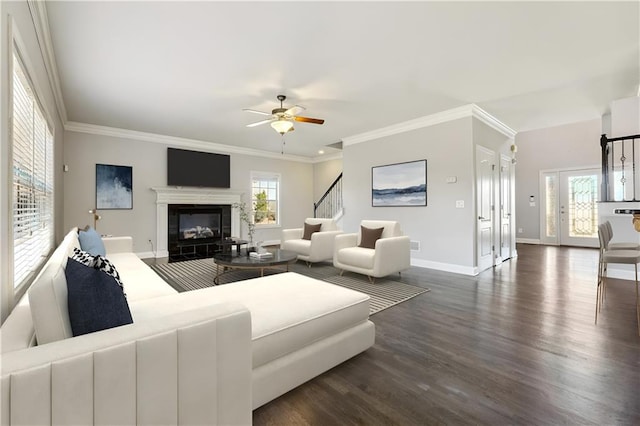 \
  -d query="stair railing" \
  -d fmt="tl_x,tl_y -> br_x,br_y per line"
601,133 -> 640,201
314,173 -> 342,218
